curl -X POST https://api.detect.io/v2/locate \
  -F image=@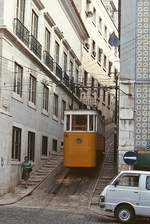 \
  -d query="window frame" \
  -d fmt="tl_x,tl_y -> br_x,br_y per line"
98,17 -> 102,33
55,41 -> 60,64
31,9 -> 38,38
41,136 -> 48,157
28,131 -> 35,161
43,84 -> 49,112
45,28 -> 51,53
52,139 -> 57,152
92,8 -> 96,25
53,93 -> 58,117
103,55 -> 107,69
63,52 -> 68,73
29,74 -> 36,105
84,71 -> 88,86
14,62 -> 23,97
12,126 -> 22,161
16,0 -> 26,24
61,99 -> 66,121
